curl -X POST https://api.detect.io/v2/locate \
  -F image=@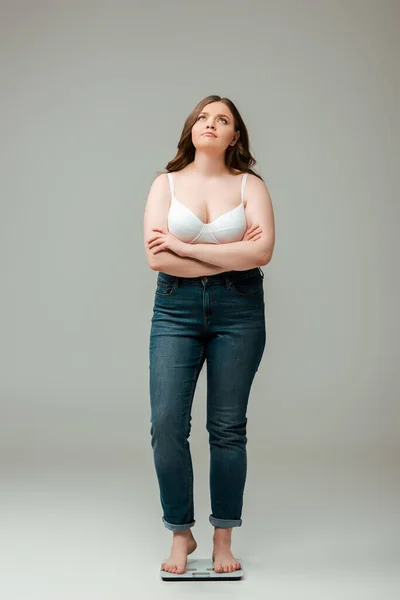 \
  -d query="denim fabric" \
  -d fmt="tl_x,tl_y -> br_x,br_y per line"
149,267 -> 266,531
